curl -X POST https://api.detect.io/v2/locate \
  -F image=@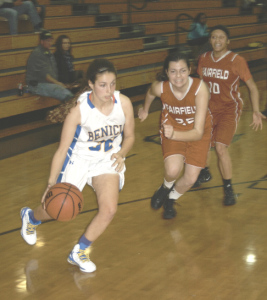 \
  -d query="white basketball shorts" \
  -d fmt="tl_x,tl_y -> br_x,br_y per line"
58,152 -> 125,191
